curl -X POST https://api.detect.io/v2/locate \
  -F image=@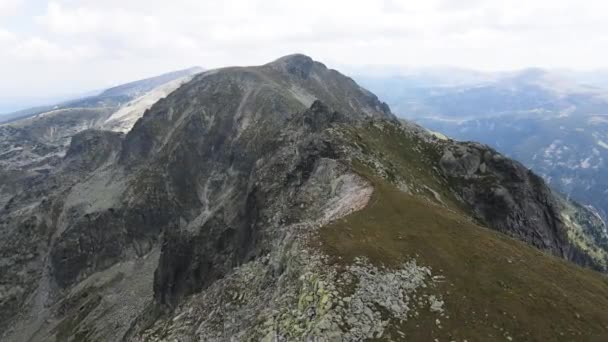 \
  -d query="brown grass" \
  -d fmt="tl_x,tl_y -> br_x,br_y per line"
320,174 -> 608,341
